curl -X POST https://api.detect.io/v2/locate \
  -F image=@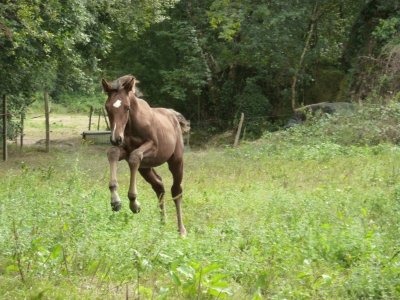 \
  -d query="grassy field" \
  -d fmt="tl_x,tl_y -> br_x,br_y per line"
1,111 -> 400,299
